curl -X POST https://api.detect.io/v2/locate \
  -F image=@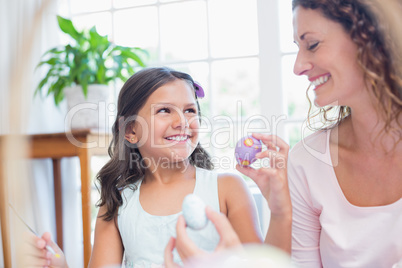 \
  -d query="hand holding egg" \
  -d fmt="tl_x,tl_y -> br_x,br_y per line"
182,194 -> 208,230
234,135 -> 263,167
